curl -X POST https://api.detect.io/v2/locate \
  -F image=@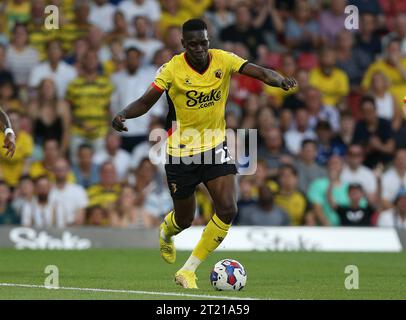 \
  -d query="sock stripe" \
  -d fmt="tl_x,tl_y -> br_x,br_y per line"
170,211 -> 182,232
210,217 -> 229,232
